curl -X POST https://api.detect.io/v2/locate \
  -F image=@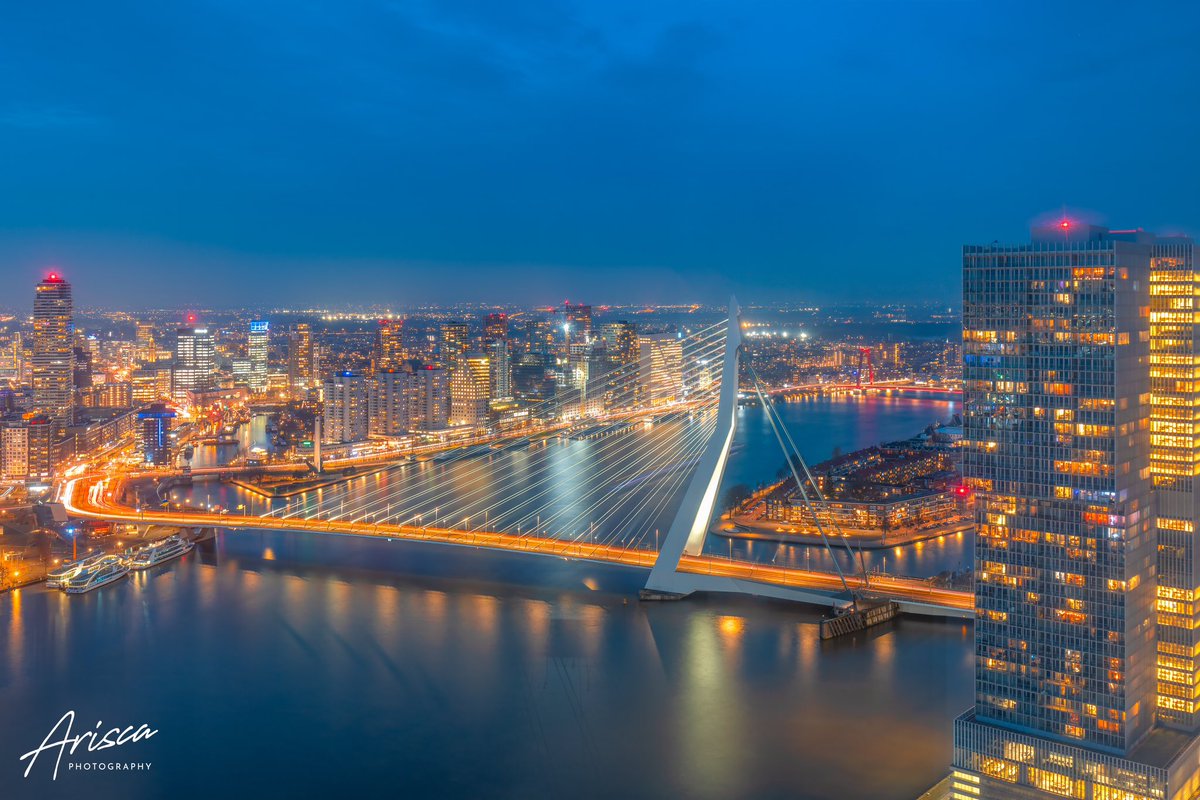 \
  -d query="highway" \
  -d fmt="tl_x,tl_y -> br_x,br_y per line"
61,473 -> 973,616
